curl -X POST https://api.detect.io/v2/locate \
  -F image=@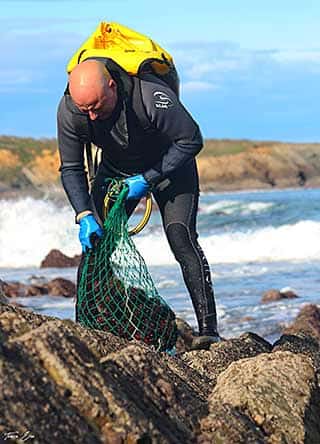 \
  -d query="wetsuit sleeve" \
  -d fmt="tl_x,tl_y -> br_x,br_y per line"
57,96 -> 92,216
140,80 -> 203,185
